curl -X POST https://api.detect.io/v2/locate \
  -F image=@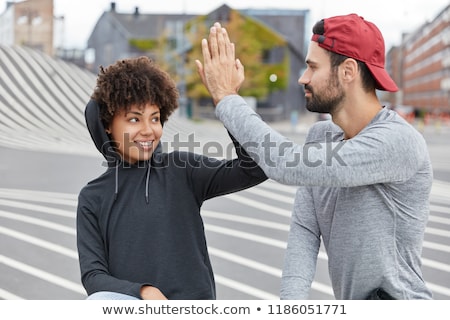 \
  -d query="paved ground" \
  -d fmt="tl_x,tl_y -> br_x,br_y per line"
0,114 -> 449,300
